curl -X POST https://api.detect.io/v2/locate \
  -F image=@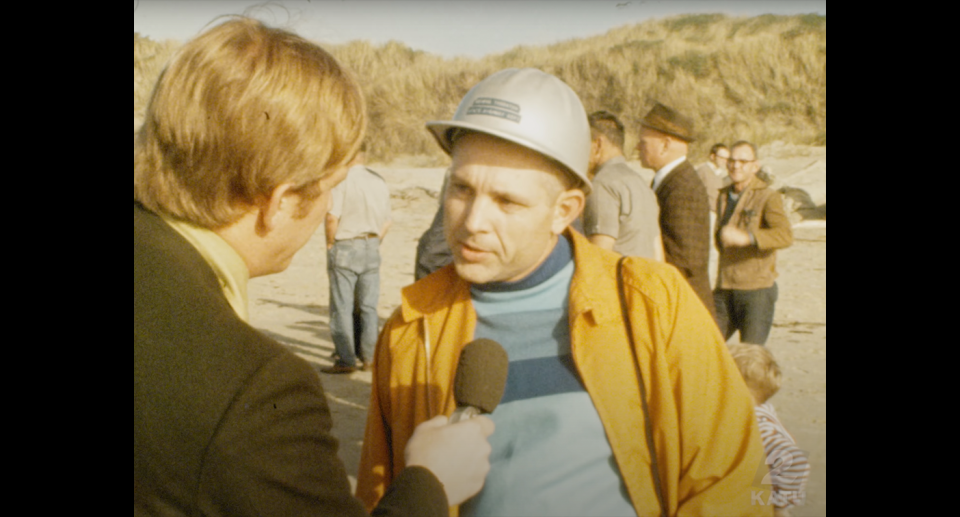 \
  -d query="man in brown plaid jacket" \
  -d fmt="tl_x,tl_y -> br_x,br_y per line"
636,103 -> 716,320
